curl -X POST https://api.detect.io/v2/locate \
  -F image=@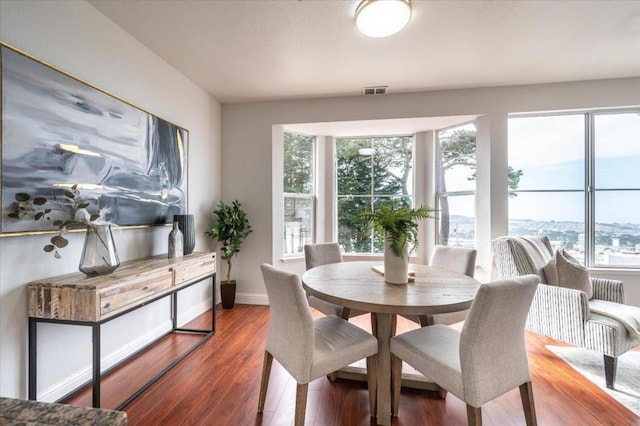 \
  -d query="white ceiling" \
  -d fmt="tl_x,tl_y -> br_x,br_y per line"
89,0 -> 640,105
